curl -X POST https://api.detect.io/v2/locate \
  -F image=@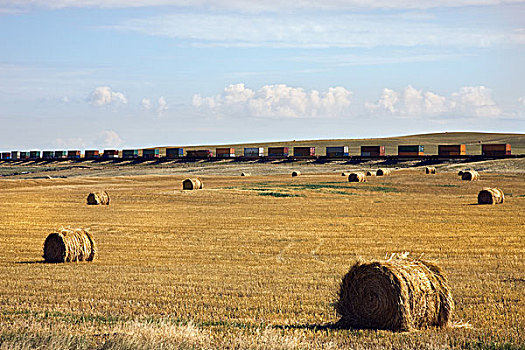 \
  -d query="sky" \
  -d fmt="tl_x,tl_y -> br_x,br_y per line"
0,0 -> 524,150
